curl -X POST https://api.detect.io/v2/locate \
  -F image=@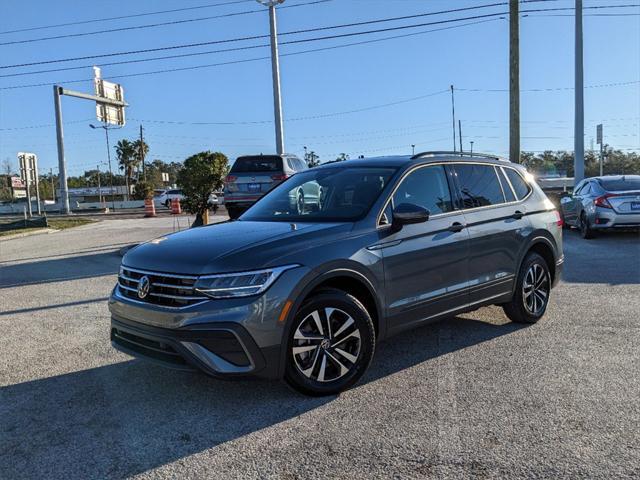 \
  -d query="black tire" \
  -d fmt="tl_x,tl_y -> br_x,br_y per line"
579,212 -> 596,239
284,289 -> 375,396
296,190 -> 305,215
503,252 -> 551,324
